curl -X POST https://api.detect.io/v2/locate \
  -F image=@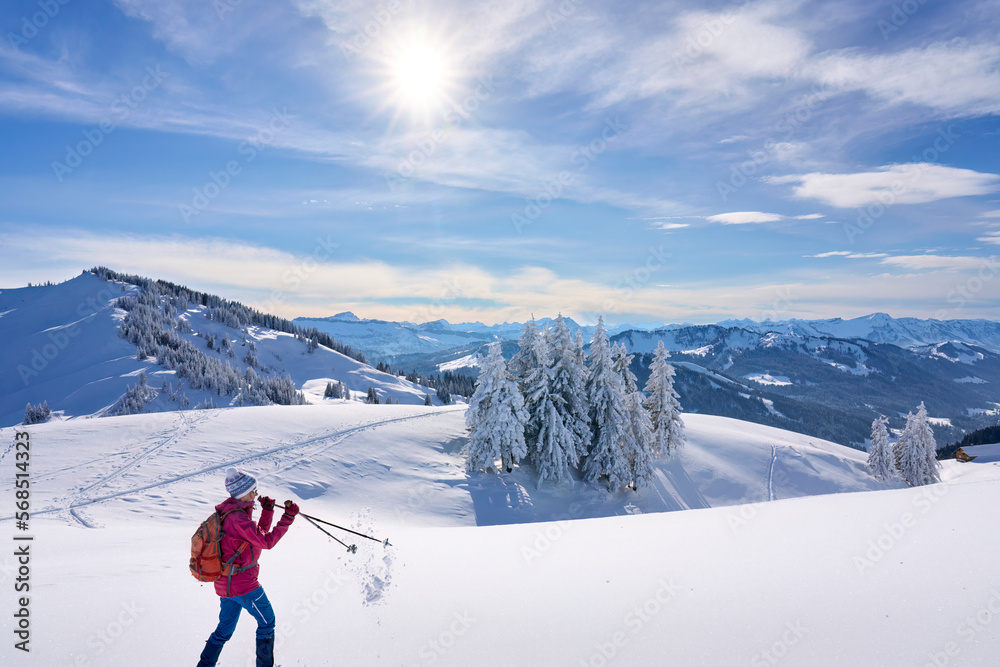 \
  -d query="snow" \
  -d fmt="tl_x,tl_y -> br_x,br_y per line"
437,353 -> 480,373
0,273 -> 443,427
955,376 -> 988,384
745,372 -> 793,386
7,402 -> 998,666
959,443 -> 1000,463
